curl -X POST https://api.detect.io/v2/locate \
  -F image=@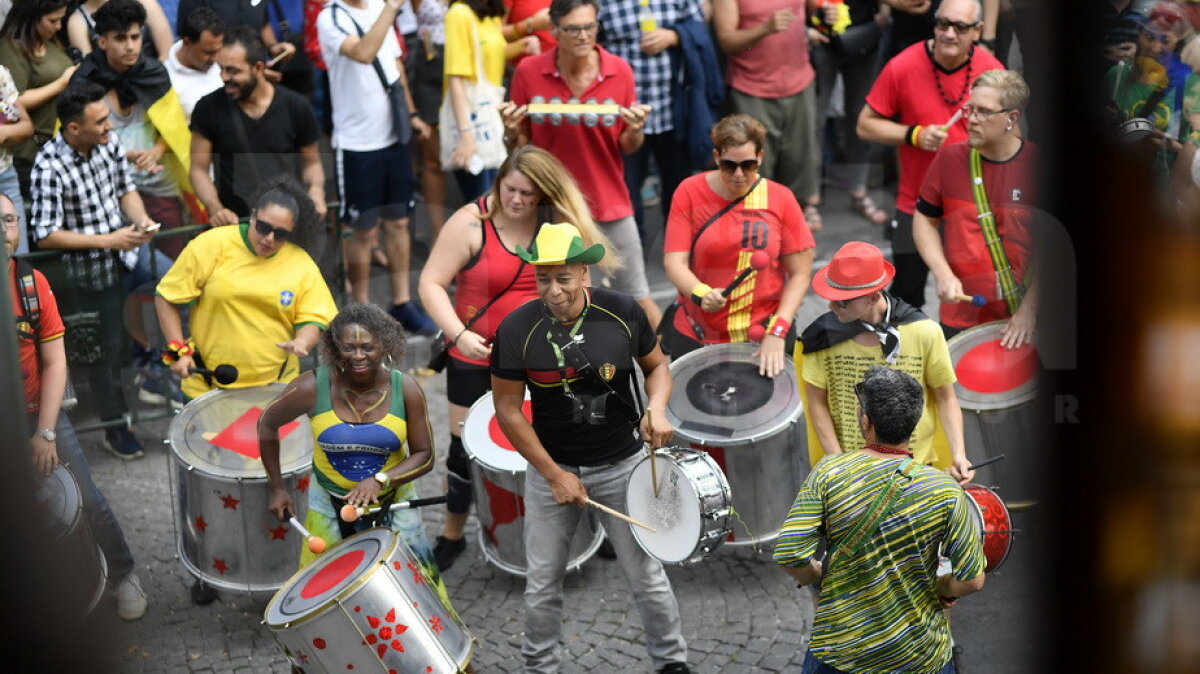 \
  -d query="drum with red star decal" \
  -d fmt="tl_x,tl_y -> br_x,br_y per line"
264,526 -> 474,673
169,384 -> 314,592
463,392 -> 603,575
